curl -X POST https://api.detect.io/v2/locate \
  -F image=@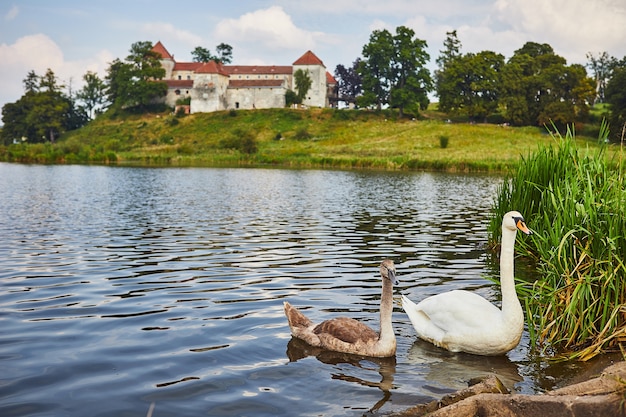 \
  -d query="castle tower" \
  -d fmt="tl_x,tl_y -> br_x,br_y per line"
152,41 -> 175,80
293,51 -> 328,108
